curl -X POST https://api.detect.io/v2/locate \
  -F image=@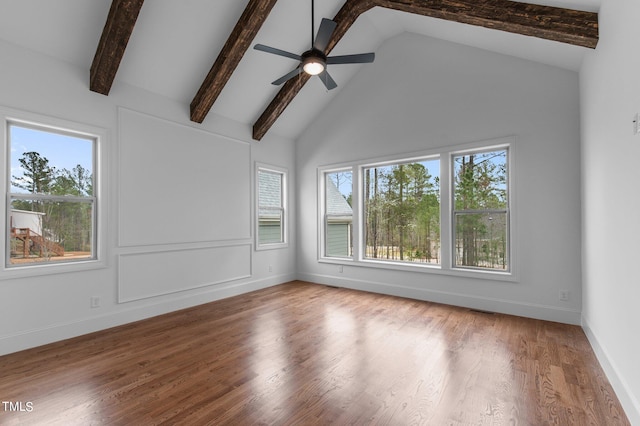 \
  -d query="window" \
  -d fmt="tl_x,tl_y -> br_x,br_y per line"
324,170 -> 353,258
6,121 -> 97,268
363,159 -> 440,264
318,138 -> 513,279
256,165 -> 287,248
452,148 -> 509,271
